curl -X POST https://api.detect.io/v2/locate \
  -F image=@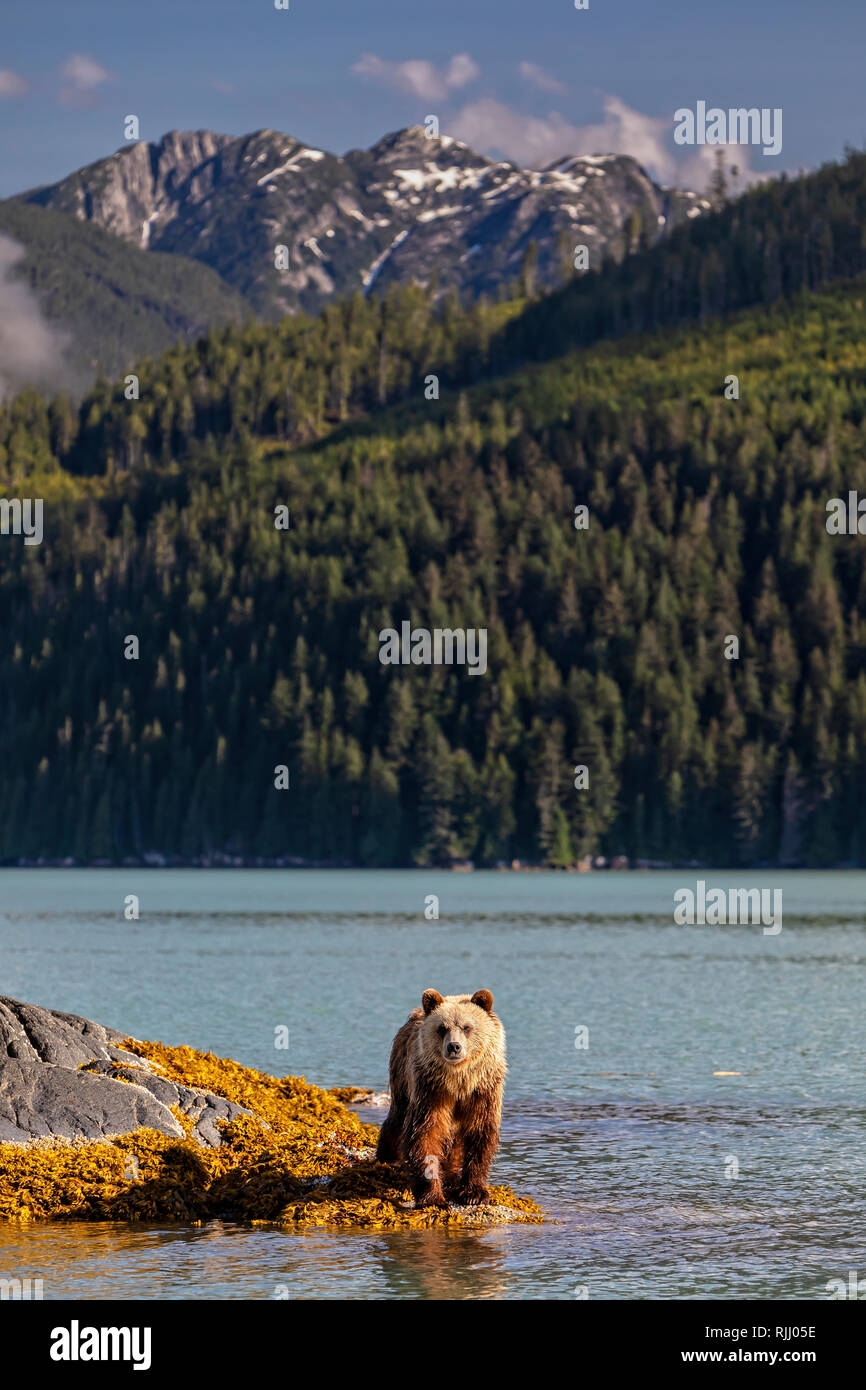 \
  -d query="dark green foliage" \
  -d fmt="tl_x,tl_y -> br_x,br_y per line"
0,199 -> 251,388
1,206 -> 866,866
